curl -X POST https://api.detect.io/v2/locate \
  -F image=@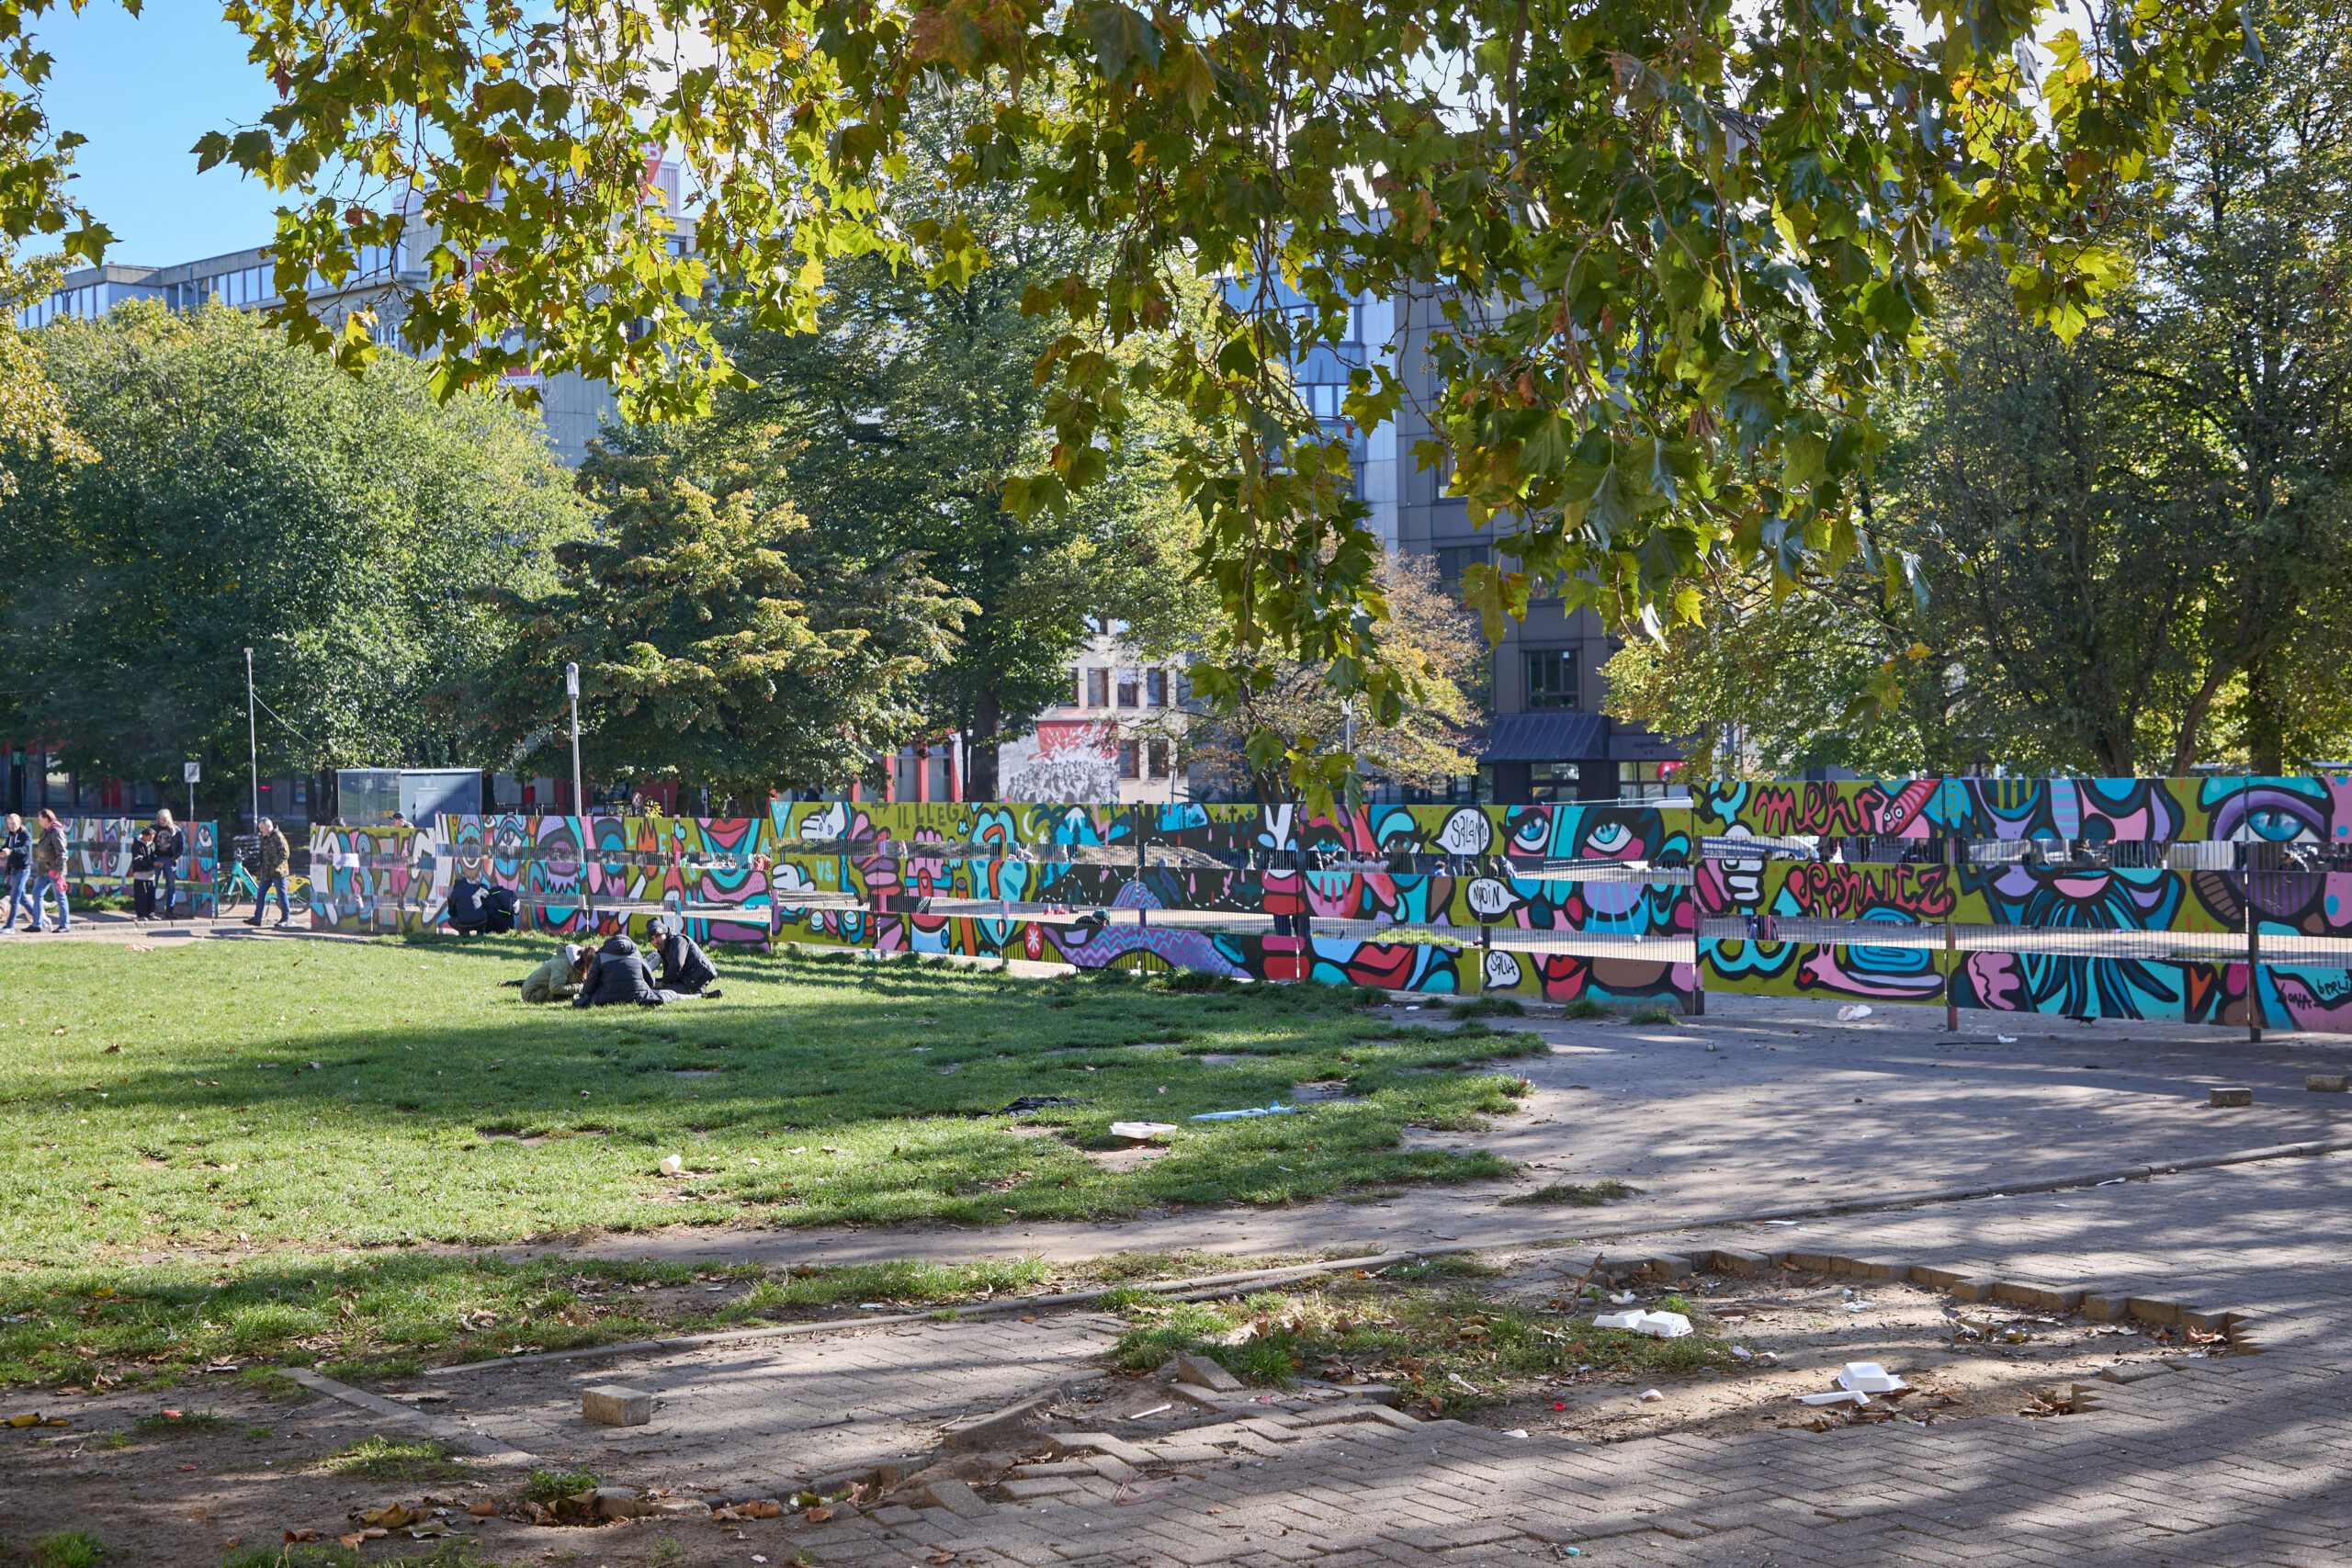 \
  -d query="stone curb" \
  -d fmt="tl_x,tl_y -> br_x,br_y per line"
283,1367 -> 539,1463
